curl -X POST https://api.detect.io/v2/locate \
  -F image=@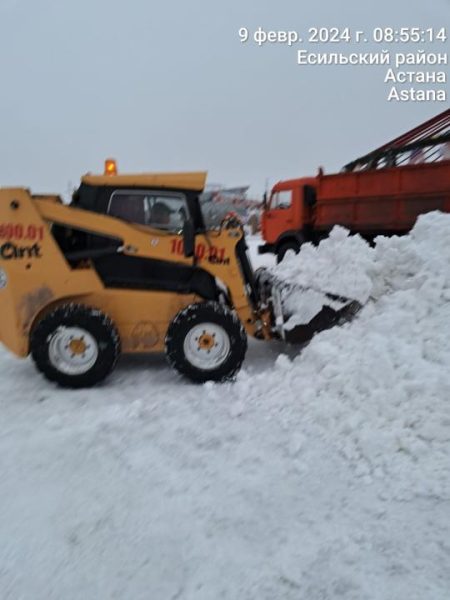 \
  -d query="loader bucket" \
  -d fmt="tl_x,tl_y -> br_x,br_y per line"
255,268 -> 362,344
283,299 -> 361,344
